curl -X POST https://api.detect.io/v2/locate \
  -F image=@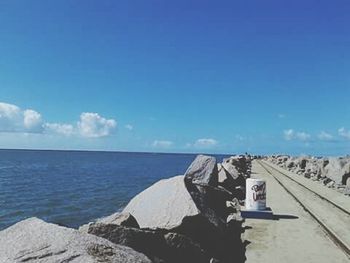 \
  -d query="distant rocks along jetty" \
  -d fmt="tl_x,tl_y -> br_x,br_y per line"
0,154 -> 252,263
266,155 -> 350,196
